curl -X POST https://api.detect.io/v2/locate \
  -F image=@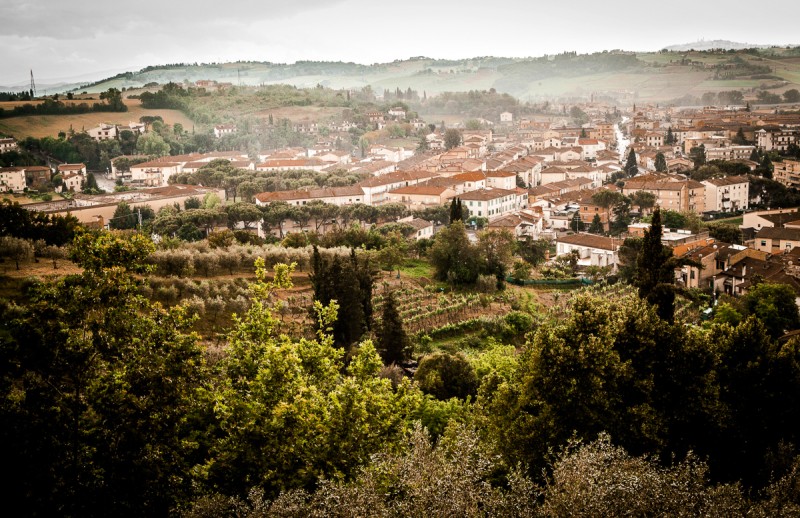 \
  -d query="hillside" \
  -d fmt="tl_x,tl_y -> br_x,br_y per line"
8,47 -> 800,105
